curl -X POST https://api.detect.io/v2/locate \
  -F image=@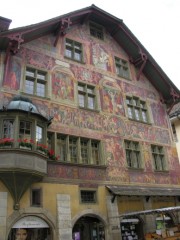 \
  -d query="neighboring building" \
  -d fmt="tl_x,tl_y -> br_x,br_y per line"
169,103 -> 180,161
0,5 -> 180,240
